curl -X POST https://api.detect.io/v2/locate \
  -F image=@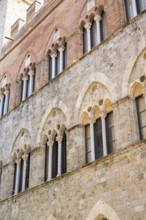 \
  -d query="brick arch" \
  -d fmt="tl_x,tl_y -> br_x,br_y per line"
122,47 -> 146,98
37,99 -> 70,144
0,71 -> 12,87
17,48 -> 38,79
75,72 -> 117,121
43,25 -> 69,57
86,200 -> 120,220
